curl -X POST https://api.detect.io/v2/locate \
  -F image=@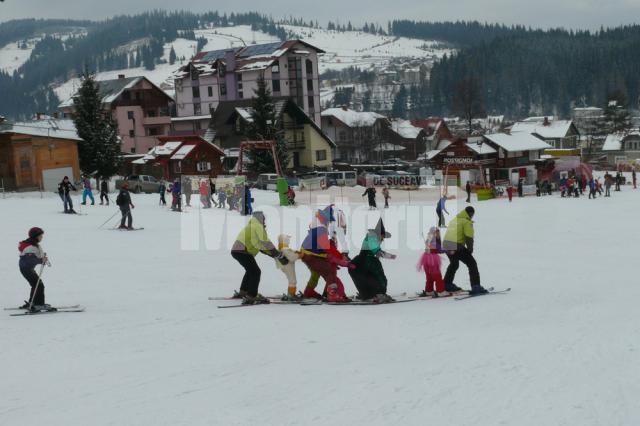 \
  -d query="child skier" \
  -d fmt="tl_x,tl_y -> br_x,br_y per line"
18,227 -> 53,311
158,179 -> 167,206
382,185 -> 390,208
417,227 -> 448,297
81,175 -> 95,205
275,234 -> 301,300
